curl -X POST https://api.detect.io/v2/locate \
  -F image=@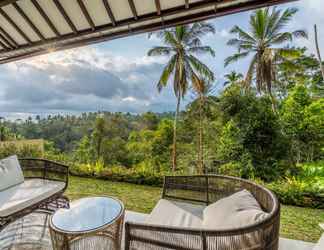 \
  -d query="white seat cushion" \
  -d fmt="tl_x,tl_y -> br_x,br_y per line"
313,233 -> 324,250
203,189 -> 268,230
0,155 -> 24,191
0,178 -> 65,217
145,199 -> 205,228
